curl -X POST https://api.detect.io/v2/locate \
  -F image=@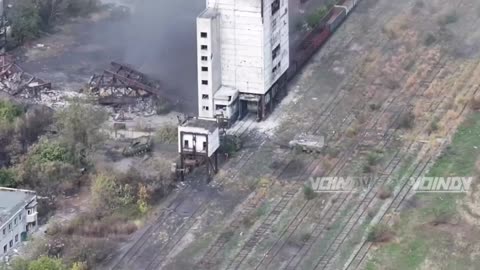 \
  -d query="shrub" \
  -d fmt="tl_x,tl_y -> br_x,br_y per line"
300,232 -> 312,242
428,117 -> 440,133
369,103 -> 381,111
432,207 -> 454,225
470,94 -> 480,110
424,33 -> 437,46
437,11 -> 459,26
0,168 -> 16,187
303,184 -> 316,200
378,185 -> 392,199
71,262 -> 88,270
91,173 -> 134,213
0,100 -> 23,123
10,0 -> 42,44
56,100 -> 107,165
154,125 -> 178,144
367,152 -> 381,167
397,111 -> 415,129
307,6 -> 328,28
28,256 -> 65,270
367,224 -> 394,242
31,141 -> 71,164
